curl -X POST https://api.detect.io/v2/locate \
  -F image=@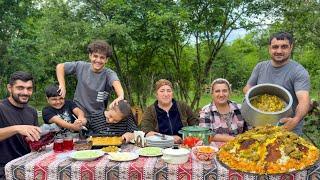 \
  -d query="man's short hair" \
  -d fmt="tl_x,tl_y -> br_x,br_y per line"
87,40 -> 113,58
269,32 -> 294,45
9,71 -> 34,86
114,100 -> 132,119
45,84 -> 60,98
